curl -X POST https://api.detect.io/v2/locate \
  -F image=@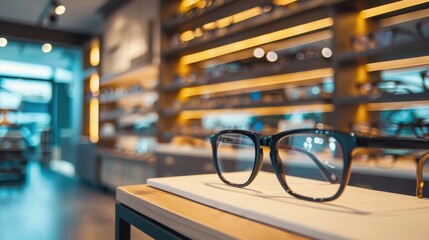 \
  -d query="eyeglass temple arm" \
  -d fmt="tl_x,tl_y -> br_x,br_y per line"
217,136 -> 339,183
357,136 -> 429,198
356,136 -> 429,149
